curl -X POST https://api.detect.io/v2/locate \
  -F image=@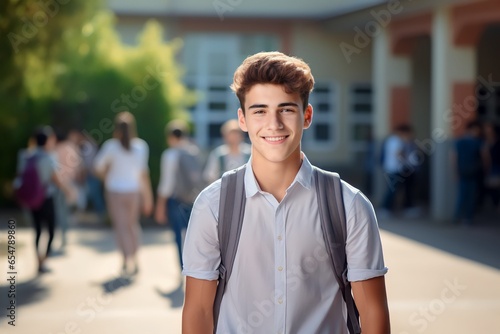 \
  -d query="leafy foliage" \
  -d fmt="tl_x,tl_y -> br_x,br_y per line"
0,1 -> 194,206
